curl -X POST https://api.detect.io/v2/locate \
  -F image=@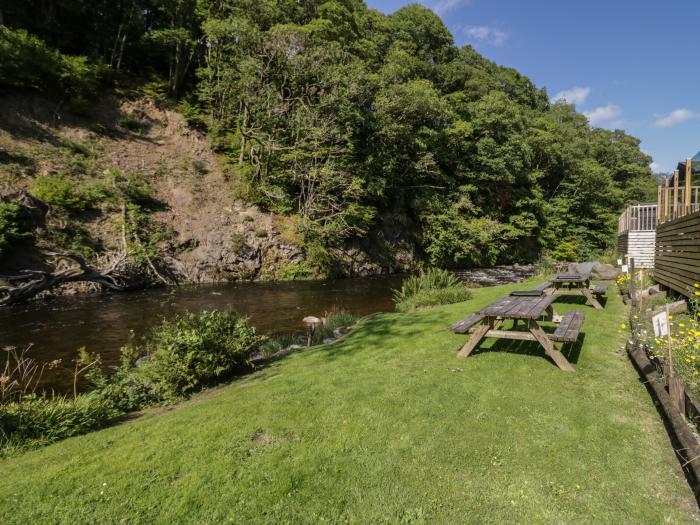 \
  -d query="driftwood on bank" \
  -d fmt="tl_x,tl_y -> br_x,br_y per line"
0,251 -> 130,306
